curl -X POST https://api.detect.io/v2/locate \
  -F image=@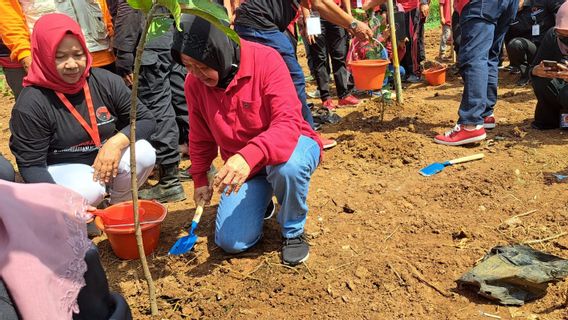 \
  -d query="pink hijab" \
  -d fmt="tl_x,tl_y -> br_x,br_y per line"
0,180 -> 92,319
23,13 -> 93,94
555,1 -> 568,55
